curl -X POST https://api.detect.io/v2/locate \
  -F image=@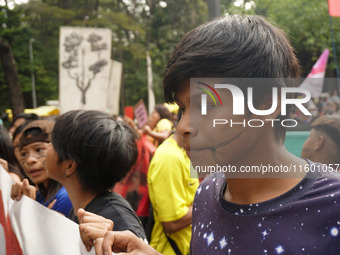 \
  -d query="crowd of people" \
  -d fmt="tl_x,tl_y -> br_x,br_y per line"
292,89 -> 340,125
1,14 -> 340,255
